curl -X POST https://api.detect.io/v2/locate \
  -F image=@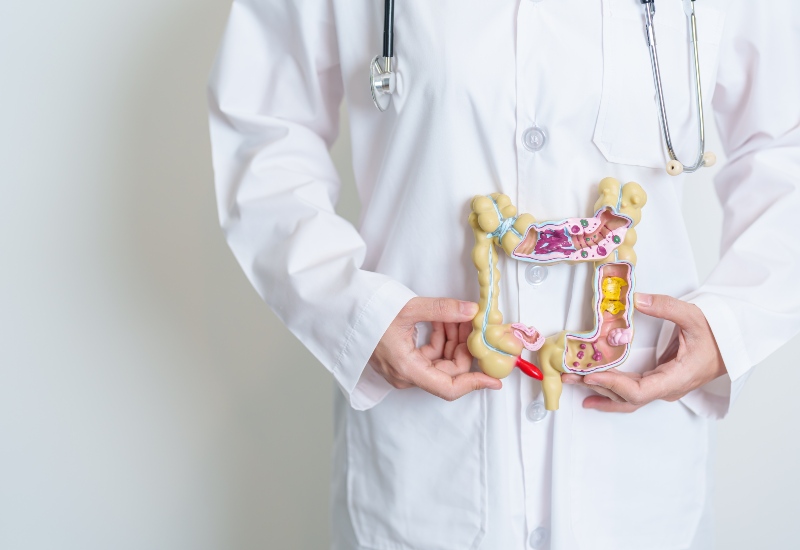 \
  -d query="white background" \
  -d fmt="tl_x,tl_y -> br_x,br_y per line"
1,1 -> 798,548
